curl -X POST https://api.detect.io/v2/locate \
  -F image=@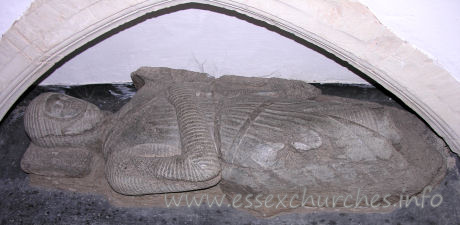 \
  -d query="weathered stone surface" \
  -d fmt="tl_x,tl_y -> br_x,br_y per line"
21,67 -> 447,213
1,0 -> 460,156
